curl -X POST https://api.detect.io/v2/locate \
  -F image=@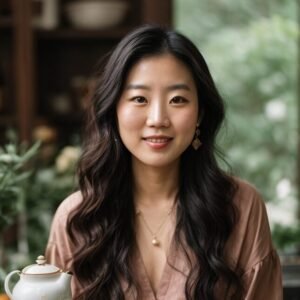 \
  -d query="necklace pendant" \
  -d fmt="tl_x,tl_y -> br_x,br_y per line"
152,237 -> 160,246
